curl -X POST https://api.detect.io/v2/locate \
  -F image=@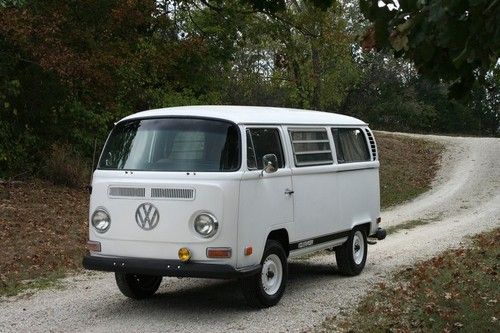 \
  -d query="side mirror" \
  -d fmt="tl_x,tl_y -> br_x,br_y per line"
262,154 -> 278,174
